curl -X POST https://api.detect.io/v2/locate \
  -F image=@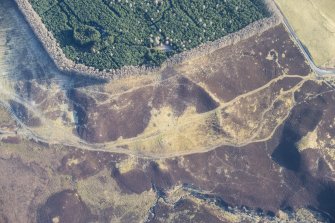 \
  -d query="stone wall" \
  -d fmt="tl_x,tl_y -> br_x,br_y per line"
13,0 -> 282,79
